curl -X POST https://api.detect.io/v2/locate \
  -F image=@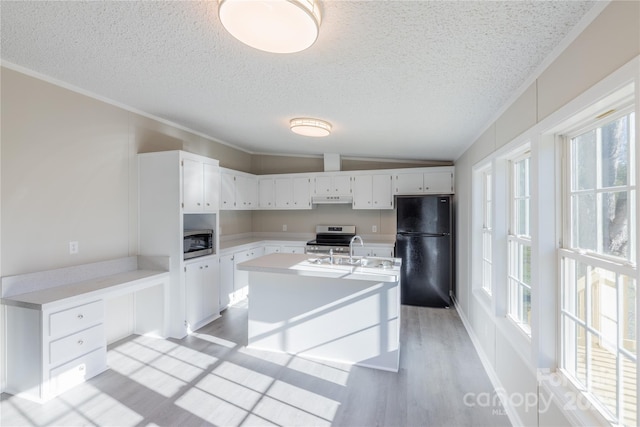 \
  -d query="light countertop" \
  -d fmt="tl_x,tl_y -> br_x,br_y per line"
236,252 -> 401,283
